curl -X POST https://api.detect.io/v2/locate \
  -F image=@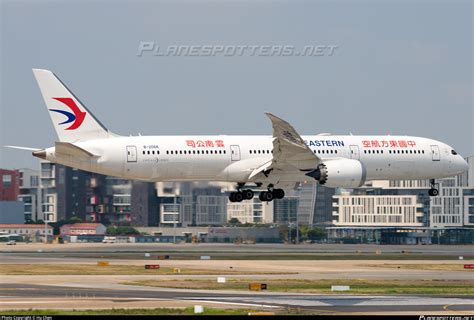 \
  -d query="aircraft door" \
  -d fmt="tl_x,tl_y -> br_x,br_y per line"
230,145 -> 241,161
349,145 -> 360,160
430,145 -> 440,161
126,146 -> 137,162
